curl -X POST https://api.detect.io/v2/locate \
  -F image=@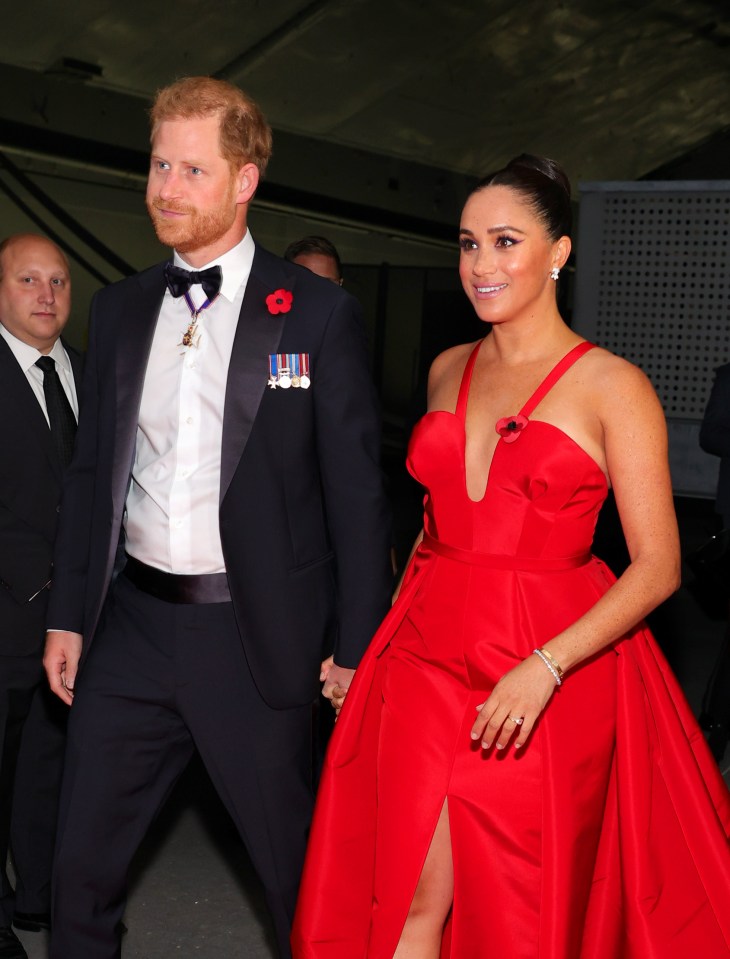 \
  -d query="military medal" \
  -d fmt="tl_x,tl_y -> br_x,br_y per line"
268,352 -> 311,389
300,353 -> 311,389
291,352 -> 301,388
178,289 -> 218,353
278,353 -> 292,389
180,316 -> 201,350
